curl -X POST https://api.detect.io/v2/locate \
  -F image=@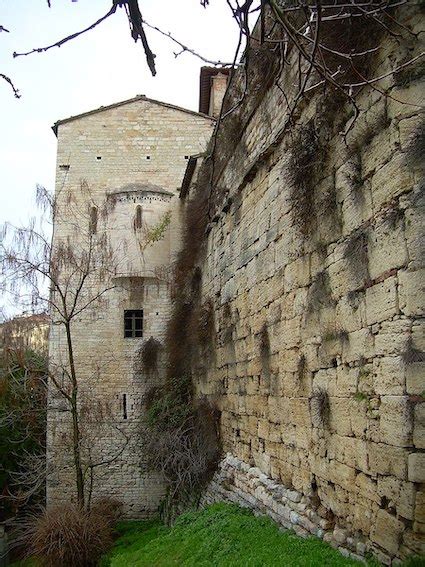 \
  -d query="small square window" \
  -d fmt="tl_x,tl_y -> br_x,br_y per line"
124,309 -> 143,338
